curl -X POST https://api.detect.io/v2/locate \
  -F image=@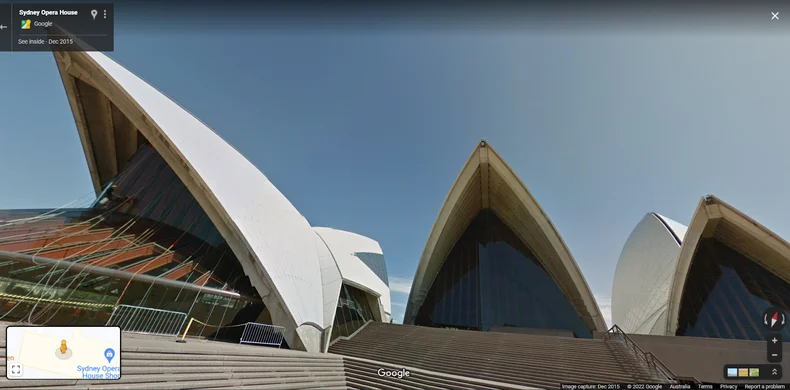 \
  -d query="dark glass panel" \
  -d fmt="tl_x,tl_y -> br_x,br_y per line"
416,215 -> 481,330
355,252 -> 389,286
81,144 -> 255,295
478,210 -> 591,337
677,238 -> 790,340
415,210 -> 592,337
331,284 -> 376,340
97,144 -> 225,248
